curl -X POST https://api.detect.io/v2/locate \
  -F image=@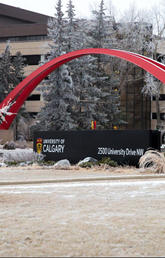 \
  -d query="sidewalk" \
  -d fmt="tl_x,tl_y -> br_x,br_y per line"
0,166 -> 165,185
